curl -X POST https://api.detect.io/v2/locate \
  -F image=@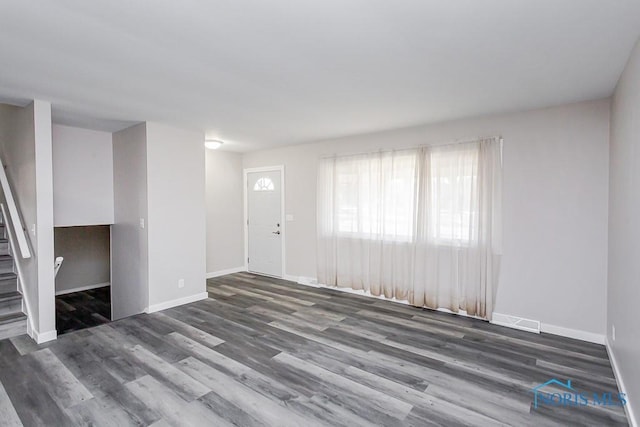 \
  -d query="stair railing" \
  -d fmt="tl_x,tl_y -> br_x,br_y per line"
0,157 -> 35,339
0,162 -> 31,259
54,257 -> 64,277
